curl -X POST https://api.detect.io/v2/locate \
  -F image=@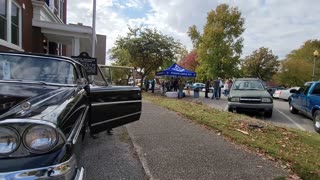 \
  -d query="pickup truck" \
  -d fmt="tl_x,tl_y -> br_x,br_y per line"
289,81 -> 320,133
